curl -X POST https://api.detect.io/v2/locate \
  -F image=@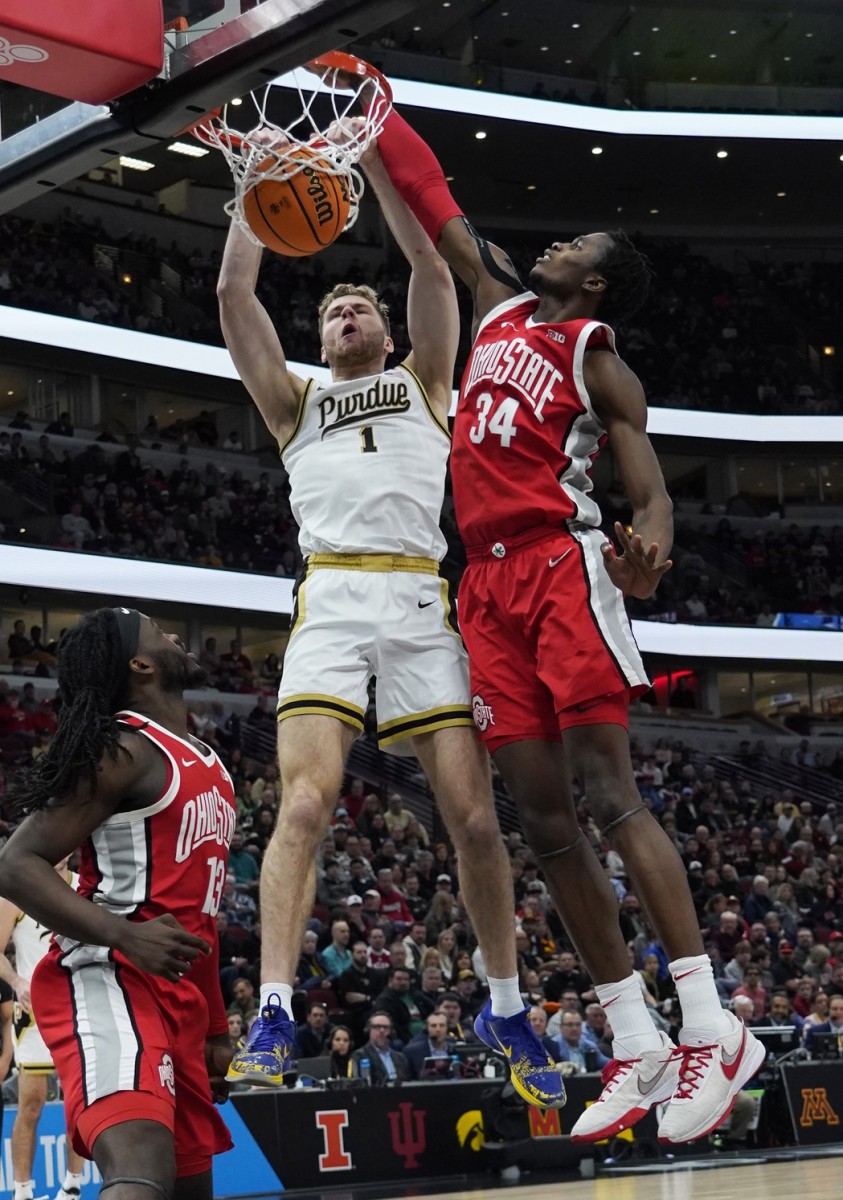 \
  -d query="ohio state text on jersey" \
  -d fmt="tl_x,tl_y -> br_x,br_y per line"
56,712 -> 236,964
452,291 -> 616,547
